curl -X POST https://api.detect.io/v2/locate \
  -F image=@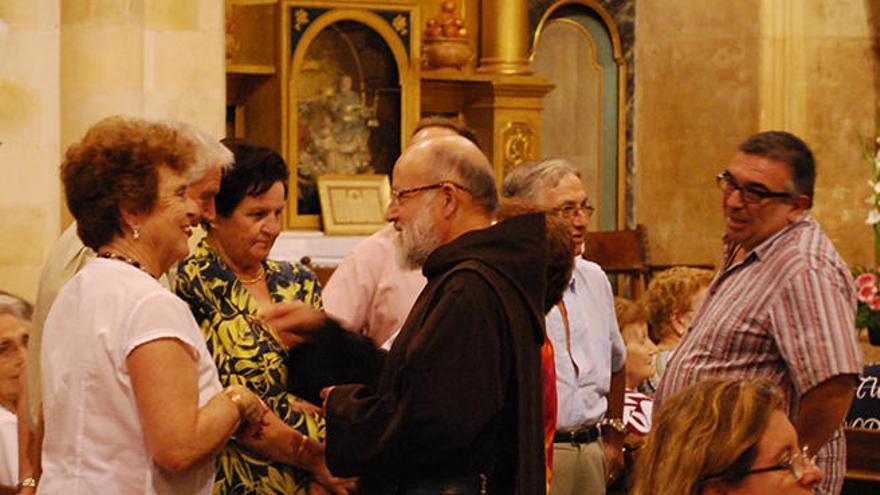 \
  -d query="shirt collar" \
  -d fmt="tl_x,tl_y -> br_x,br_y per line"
723,211 -> 811,265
